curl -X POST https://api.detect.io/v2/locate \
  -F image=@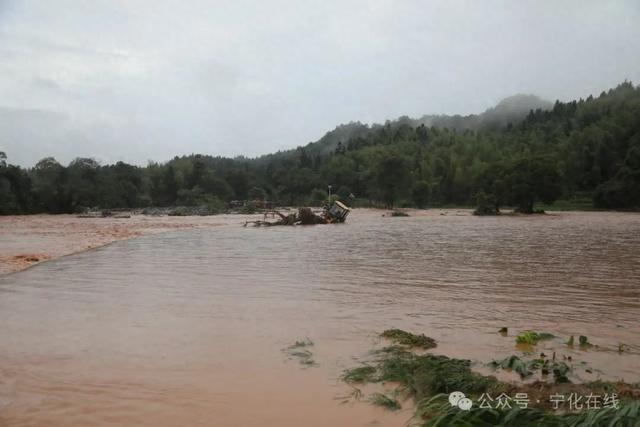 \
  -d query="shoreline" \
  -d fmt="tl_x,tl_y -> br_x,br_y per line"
0,213 -> 238,276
